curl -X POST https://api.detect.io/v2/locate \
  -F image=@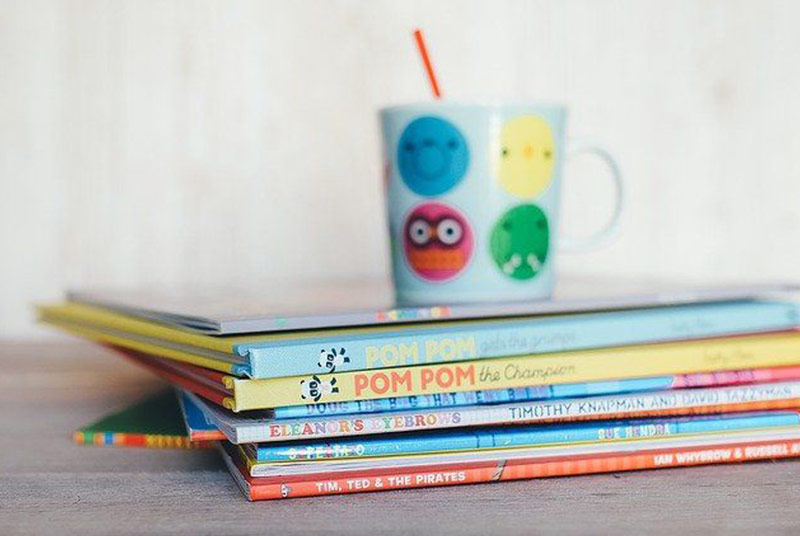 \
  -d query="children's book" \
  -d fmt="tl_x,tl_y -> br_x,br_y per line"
241,411 -> 800,468
176,390 -> 226,441
114,332 -> 800,410
272,366 -> 800,418
178,366 -> 800,440
66,278 -> 798,334
38,299 -> 800,379
220,427 -> 800,500
73,390 -> 214,449
181,379 -> 800,444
